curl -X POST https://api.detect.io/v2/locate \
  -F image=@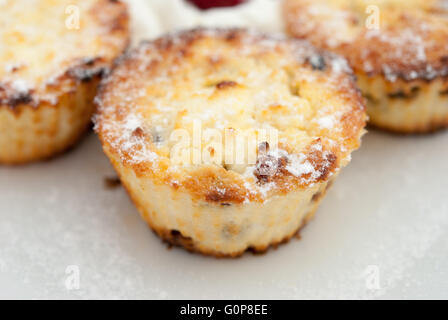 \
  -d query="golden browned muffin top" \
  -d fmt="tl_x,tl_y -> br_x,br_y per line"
284,0 -> 448,82
95,28 -> 366,204
0,0 -> 129,109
